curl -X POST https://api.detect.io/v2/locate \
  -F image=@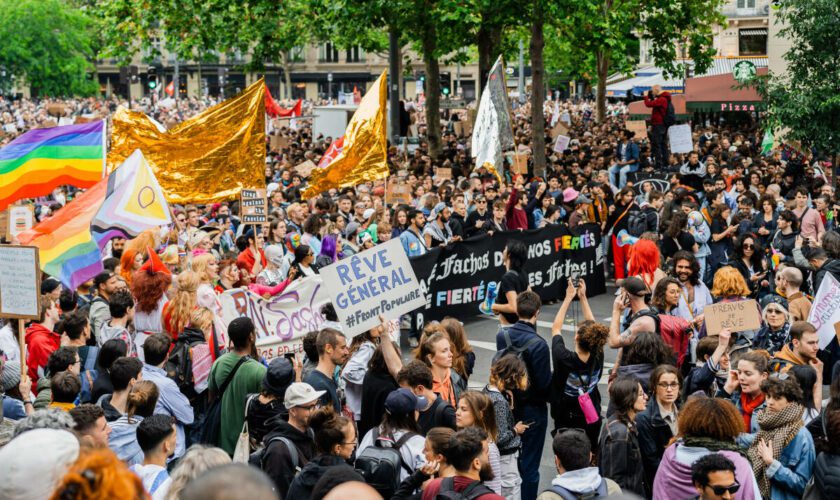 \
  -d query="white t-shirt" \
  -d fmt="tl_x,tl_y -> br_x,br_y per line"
0,324 -> 20,361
